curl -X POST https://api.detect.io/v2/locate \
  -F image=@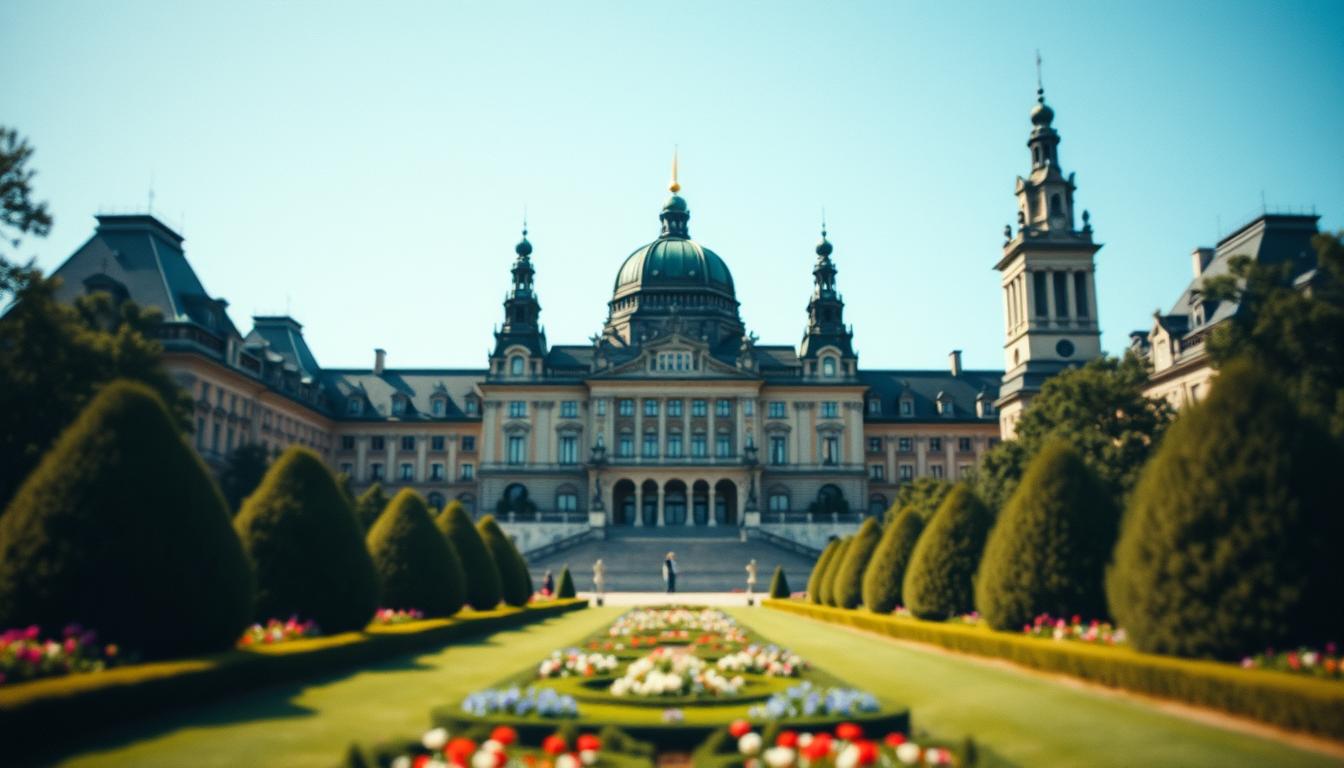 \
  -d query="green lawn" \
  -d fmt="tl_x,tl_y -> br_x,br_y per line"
730,607 -> 1339,768
48,605 -> 1340,767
